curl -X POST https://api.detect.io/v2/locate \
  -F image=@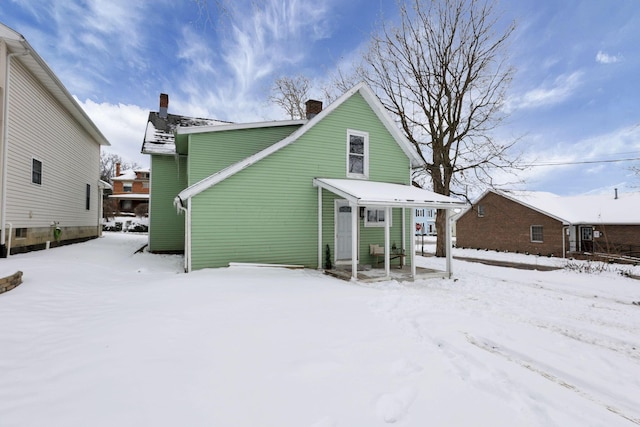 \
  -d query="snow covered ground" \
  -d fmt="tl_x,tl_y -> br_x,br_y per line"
0,233 -> 639,426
